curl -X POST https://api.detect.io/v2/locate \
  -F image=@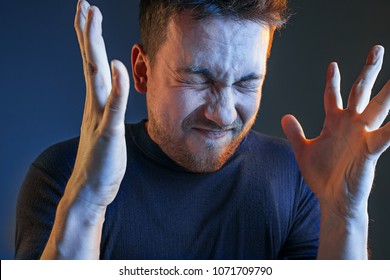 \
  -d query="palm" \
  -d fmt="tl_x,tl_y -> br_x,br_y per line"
69,1 -> 130,207
282,47 -> 390,218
